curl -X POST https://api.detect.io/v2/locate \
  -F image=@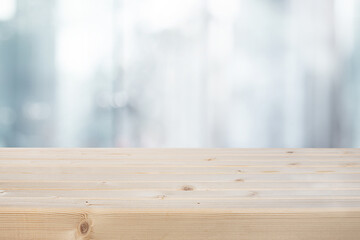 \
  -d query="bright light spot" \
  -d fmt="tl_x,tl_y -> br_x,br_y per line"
0,0 -> 16,21
136,0 -> 201,32
208,0 -> 239,20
